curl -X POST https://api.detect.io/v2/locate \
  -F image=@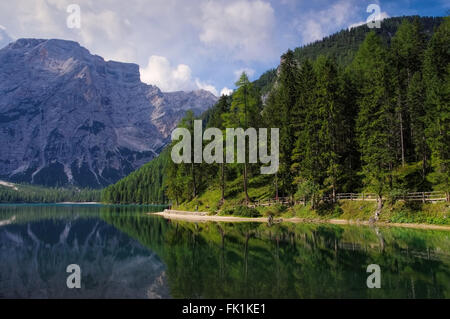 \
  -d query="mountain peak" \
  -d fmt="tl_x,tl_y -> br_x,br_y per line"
0,38 -> 217,188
